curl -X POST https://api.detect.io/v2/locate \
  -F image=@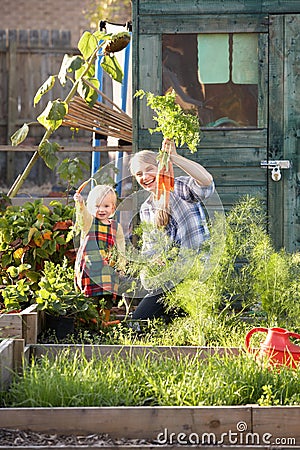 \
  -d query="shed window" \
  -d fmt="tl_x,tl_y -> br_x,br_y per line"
162,33 -> 259,127
198,34 -> 229,83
